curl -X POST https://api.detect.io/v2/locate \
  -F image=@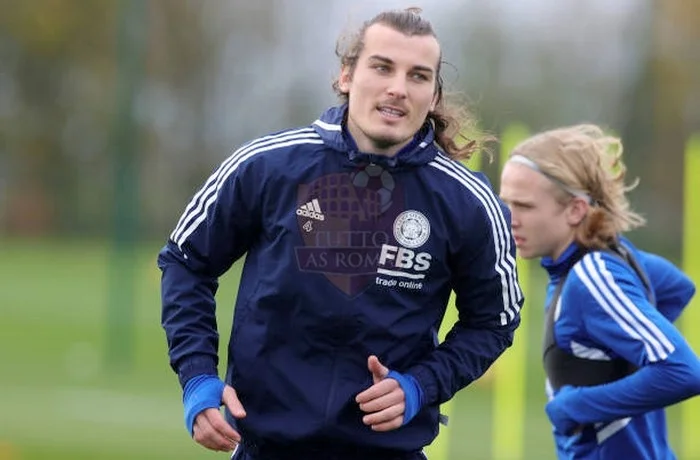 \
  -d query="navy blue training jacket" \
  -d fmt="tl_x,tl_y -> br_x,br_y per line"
158,105 -> 524,451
